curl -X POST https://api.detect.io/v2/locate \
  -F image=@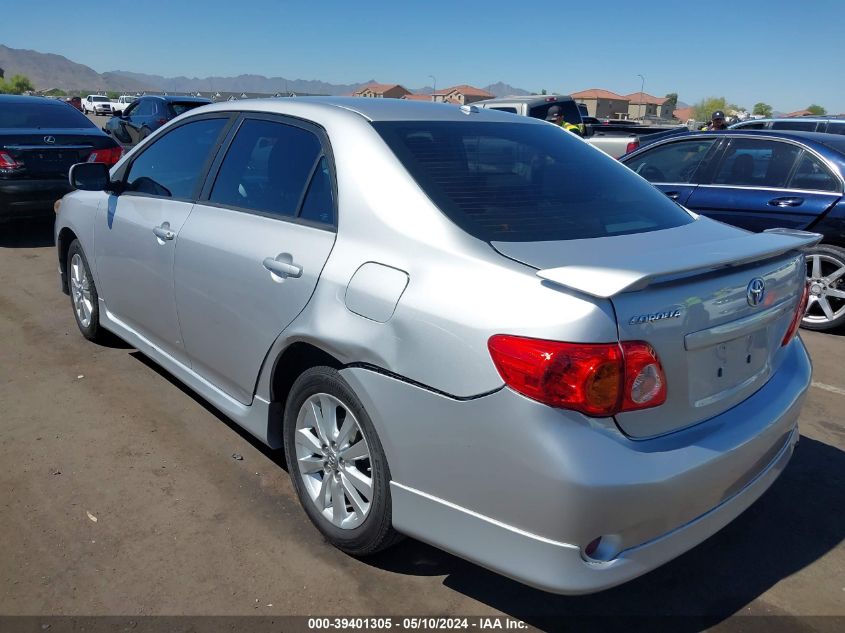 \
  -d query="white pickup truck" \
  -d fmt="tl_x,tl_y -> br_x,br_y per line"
81,95 -> 114,116
110,95 -> 137,114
